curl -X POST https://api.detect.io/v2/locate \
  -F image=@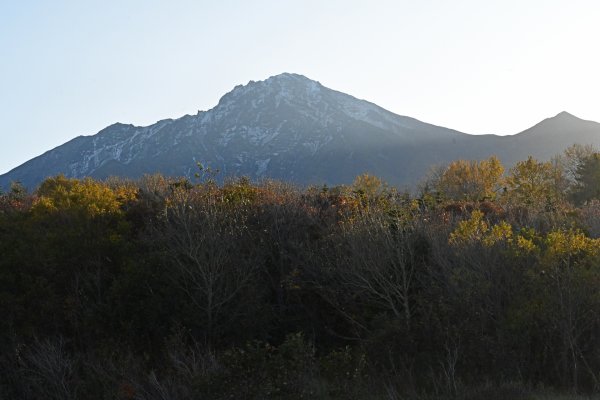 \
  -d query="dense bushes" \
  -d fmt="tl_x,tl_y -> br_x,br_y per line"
1,148 -> 600,399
